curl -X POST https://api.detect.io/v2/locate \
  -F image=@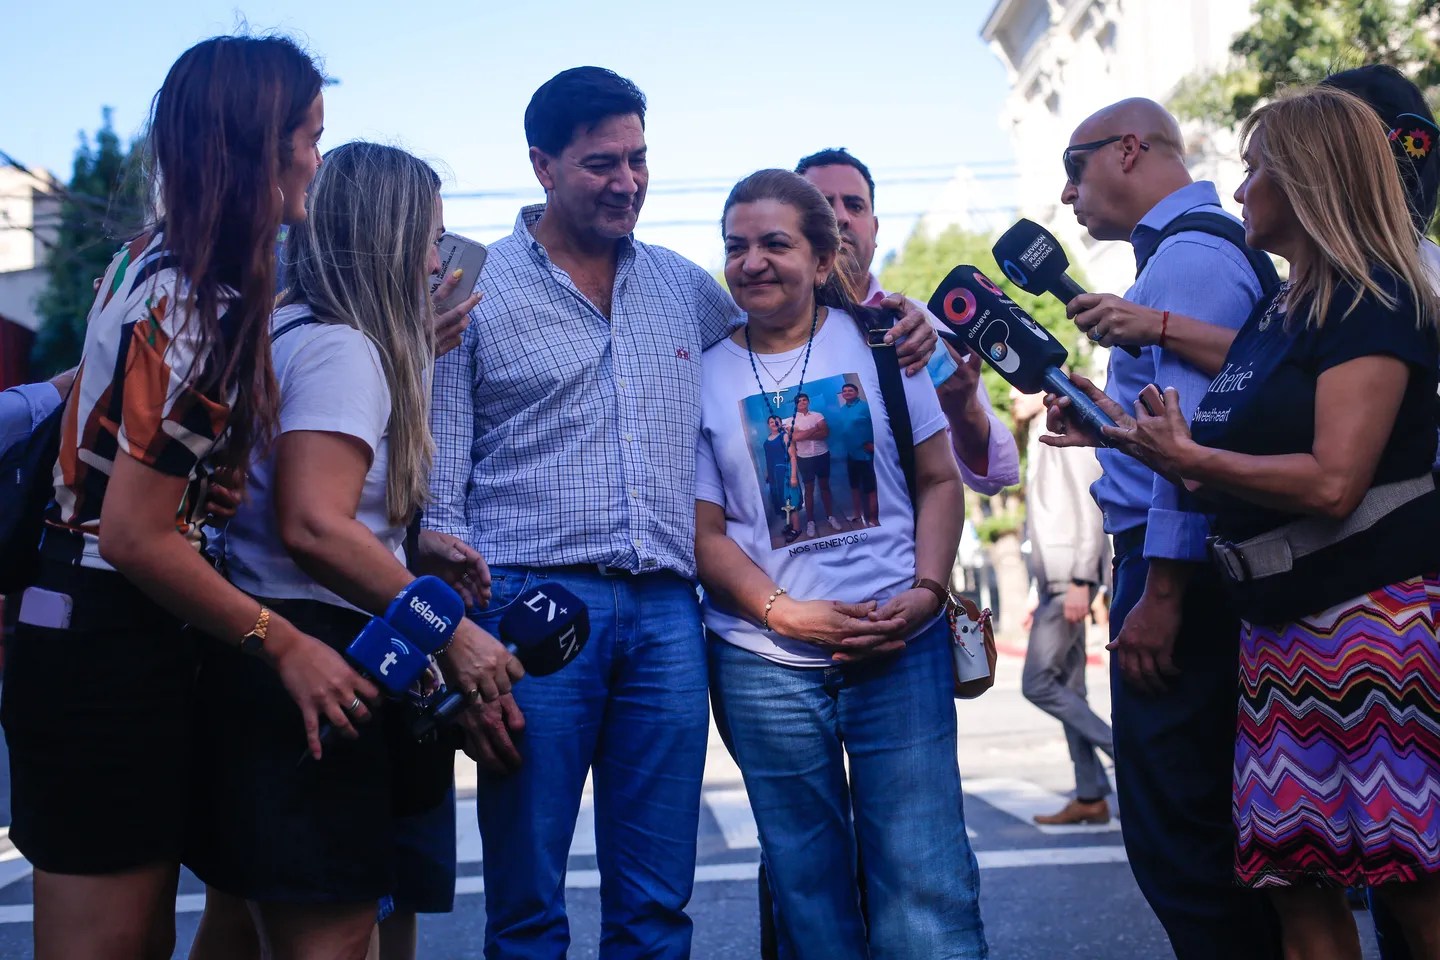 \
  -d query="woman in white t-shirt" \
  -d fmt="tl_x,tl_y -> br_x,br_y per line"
695,169 -> 987,959
187,142 -> 522,960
